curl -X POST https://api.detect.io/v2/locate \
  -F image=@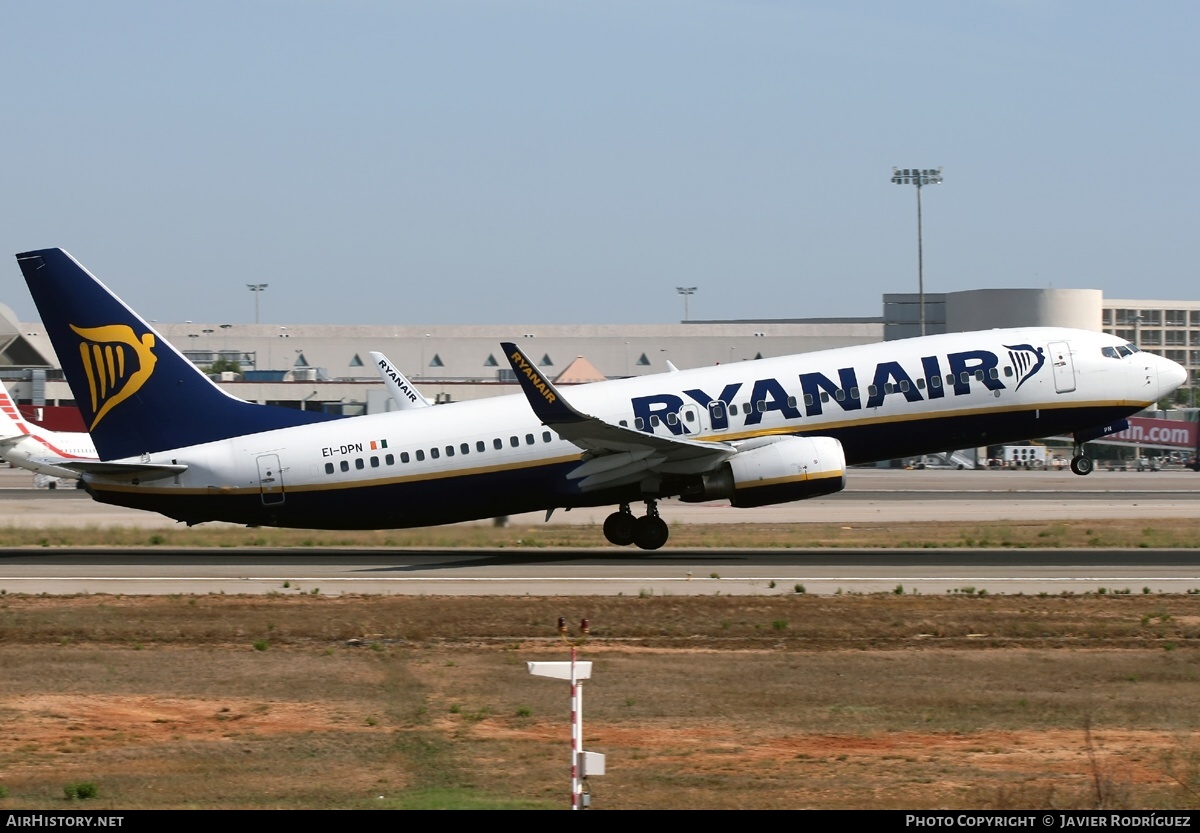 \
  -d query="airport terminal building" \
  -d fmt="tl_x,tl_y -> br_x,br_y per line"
0,288 -> 1196,429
